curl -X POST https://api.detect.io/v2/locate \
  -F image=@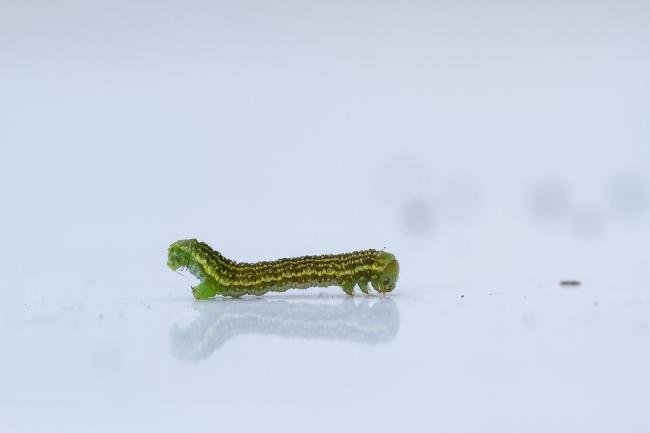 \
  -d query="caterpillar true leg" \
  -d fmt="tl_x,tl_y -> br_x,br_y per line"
167,239 -> 400,299
192,280 -> 219,300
